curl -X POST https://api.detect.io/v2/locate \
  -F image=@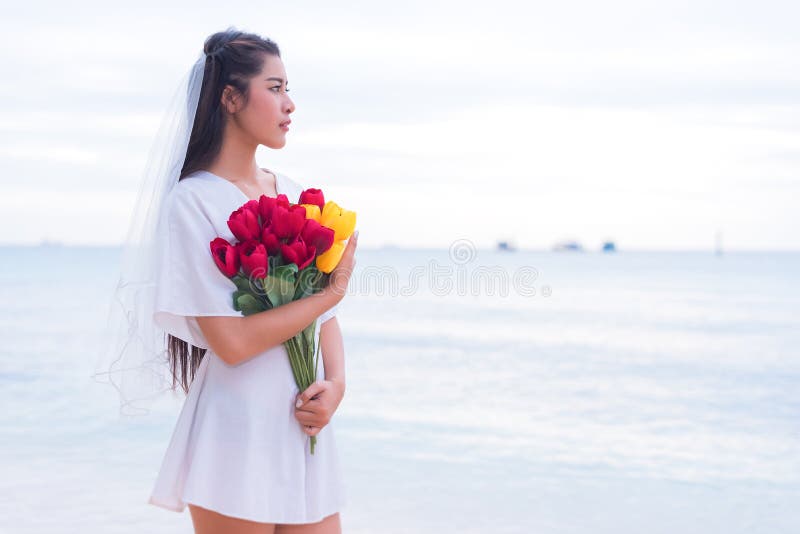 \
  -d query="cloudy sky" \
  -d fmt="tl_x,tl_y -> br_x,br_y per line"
1,0 -> 798,250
